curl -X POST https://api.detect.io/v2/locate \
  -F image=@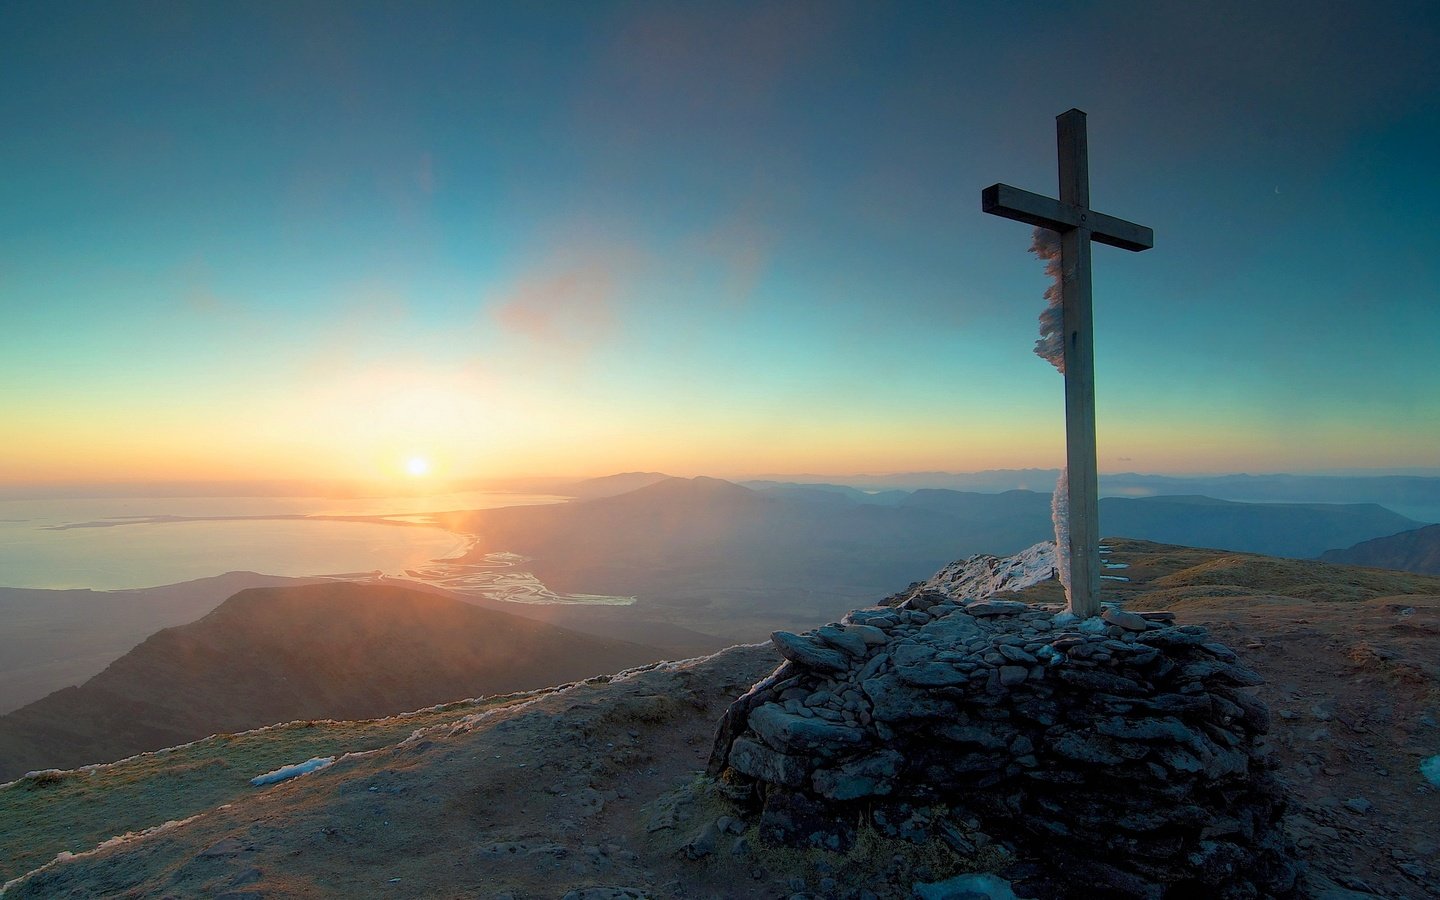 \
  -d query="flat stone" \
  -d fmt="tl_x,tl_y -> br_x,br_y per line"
856,652 -> 889,682
1180,659 -> 1265,687
811,750 -> 903,800
727,737 -> 809,788
1157,745 -> 1205,774
816,624 -> 868,657
998,665 -> 1029,686
998,643 -> 1038,665
1200,642 -> 1239,662
843,607 -> 900,628
1055,668 -> 1149,696
748,703 -> 866,753
846,623 -> 890,646
1133,693 -> 1212,716
1052,732 -> 1129,766
919,614 -> 984,644
770,631 -> 851,673
1102,608 -> 1150,632
893,642 -> 939,668
1096,715 -> 1199,744
1136,627 -> 1209,648
933,723 -> 1009,751
862,674 -> 956,722
896,661 -> 970,687
966,600 -> 1031,617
